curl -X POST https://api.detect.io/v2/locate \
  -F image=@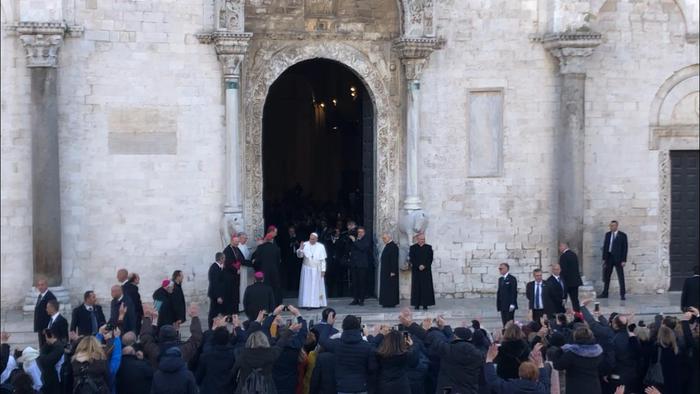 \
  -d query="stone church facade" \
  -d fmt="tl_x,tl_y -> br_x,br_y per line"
1,0 -> 698,309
